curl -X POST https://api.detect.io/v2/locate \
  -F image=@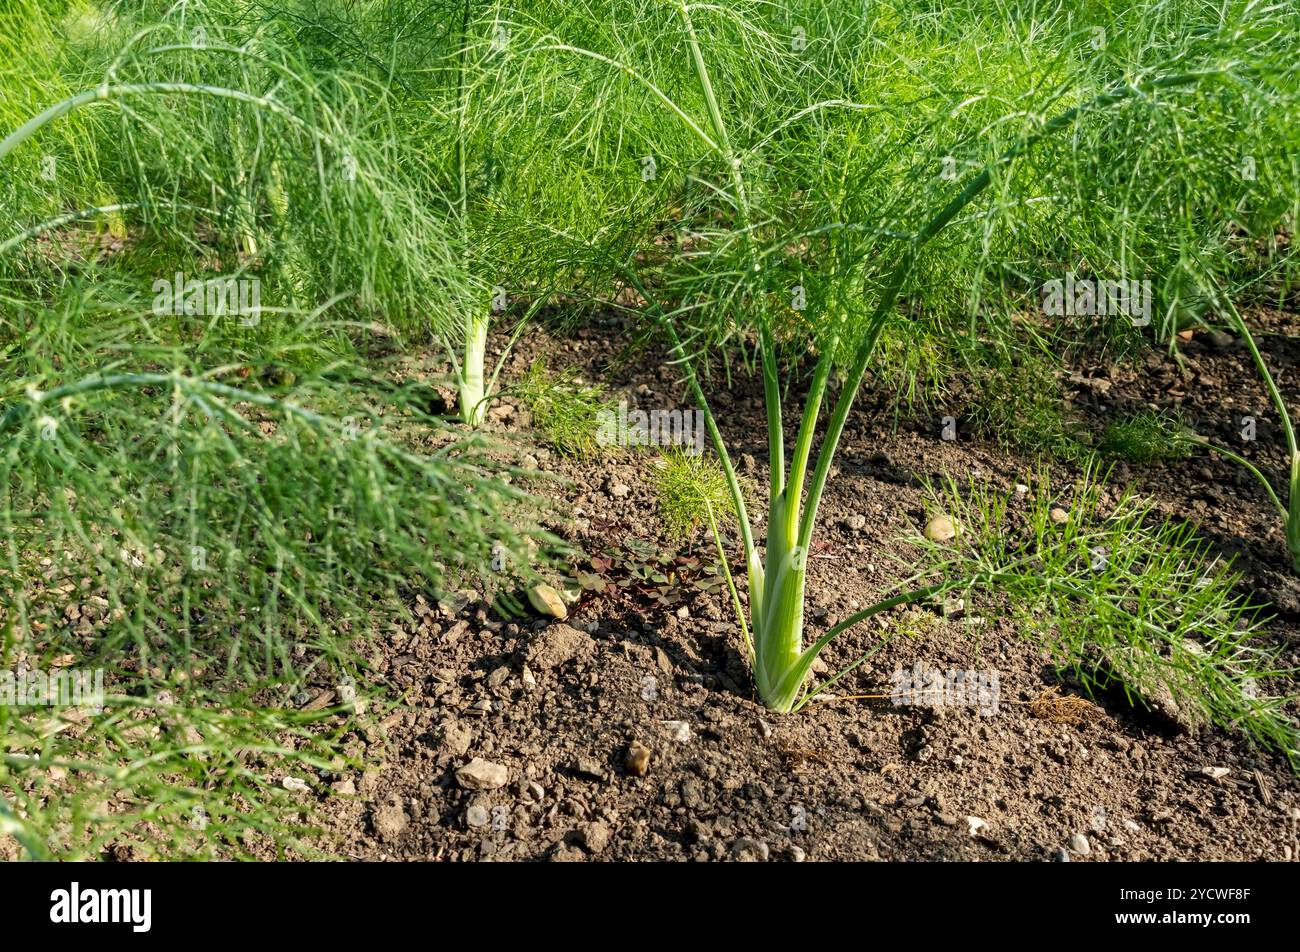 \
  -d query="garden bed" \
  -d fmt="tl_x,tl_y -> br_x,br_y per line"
306,318 -> 1300,862
4,0 -> 1299,866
